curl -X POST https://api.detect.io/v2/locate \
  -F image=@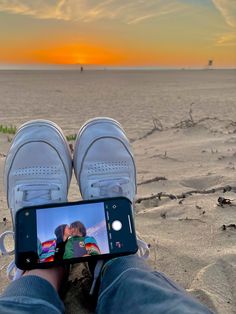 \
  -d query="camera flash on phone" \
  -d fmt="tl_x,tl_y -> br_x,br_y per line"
25,212 -> 29,216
